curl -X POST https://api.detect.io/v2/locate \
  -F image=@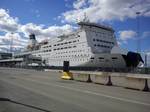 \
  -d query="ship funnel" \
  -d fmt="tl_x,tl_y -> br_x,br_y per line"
29,34 -> 36,40
29,34 -> 37,46
27,33 -> 37,51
